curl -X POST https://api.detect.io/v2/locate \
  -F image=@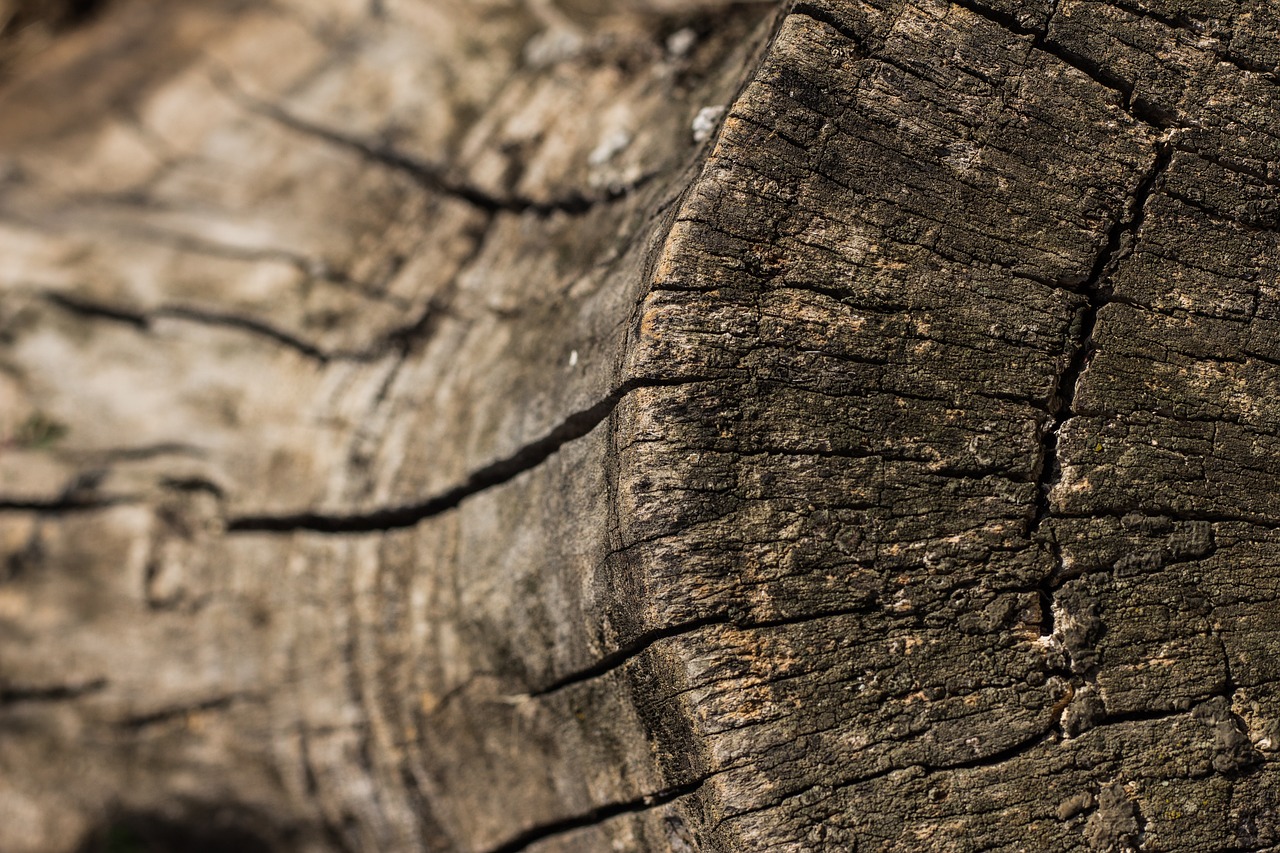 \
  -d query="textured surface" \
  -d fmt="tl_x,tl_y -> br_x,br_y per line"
1,0 -> 1279,851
